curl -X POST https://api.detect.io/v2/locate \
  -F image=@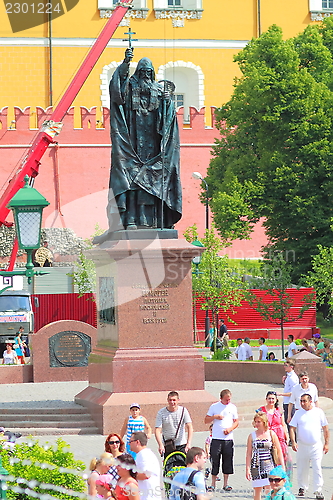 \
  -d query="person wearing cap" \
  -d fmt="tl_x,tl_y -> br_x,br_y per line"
120,404 -> 151,458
